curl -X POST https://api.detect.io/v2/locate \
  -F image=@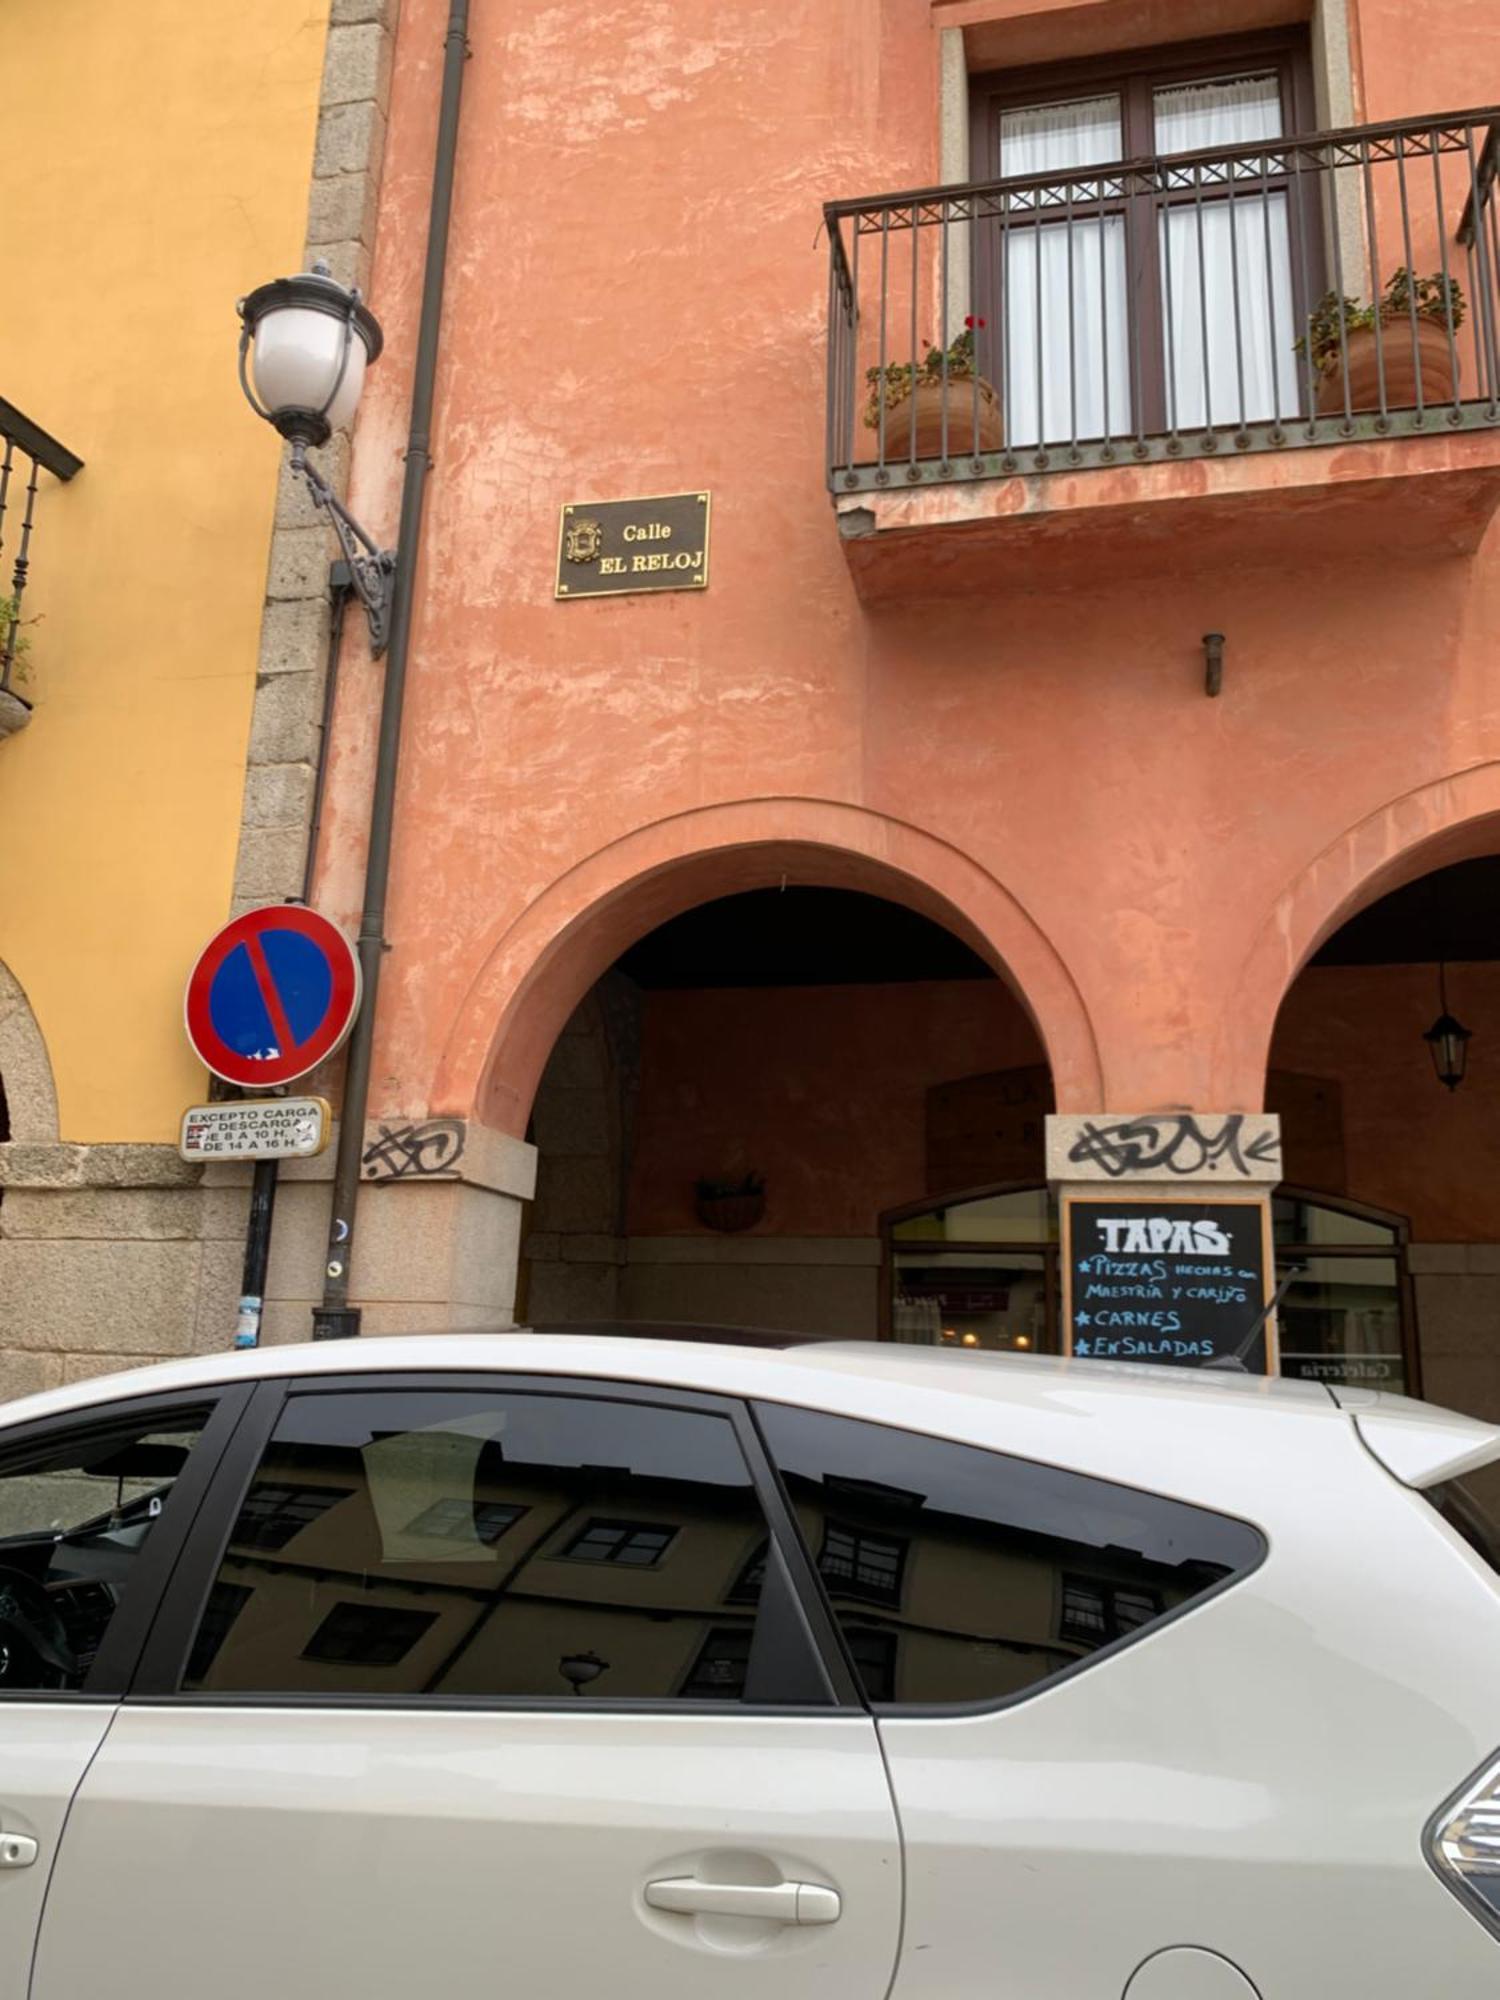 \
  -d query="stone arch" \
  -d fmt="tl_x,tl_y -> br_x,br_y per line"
0,960 -> 59,1141
1223,763 -> 1500,1108
434,799 -> 1103,1135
